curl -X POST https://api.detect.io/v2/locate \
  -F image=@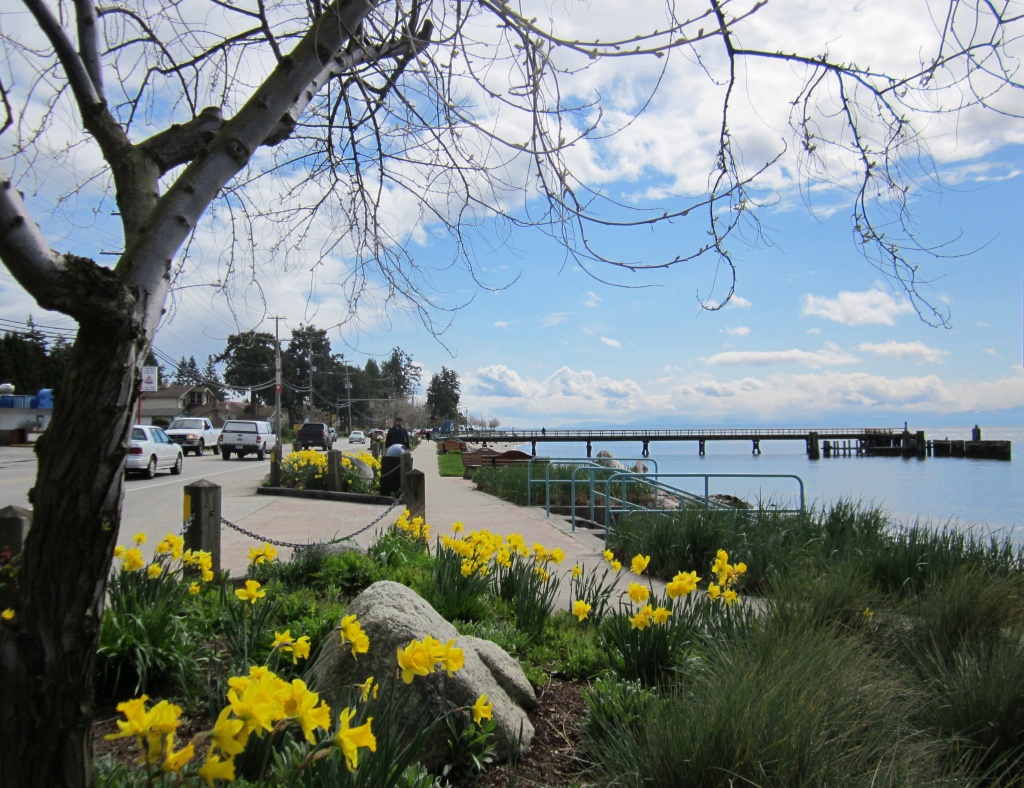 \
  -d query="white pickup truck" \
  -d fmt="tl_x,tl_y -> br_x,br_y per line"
165,417 -> 221,456
217,420 -> 277,460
